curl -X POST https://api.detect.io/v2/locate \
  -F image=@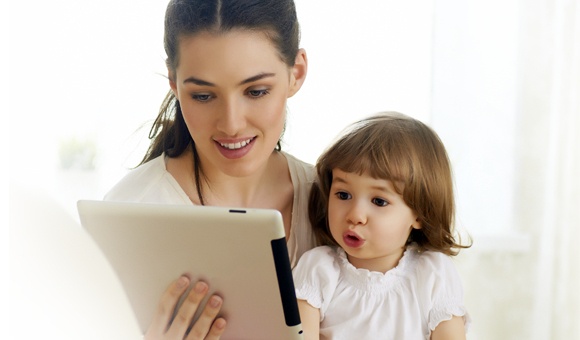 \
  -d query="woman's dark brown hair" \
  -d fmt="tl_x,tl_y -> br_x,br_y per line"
309,112 -> 471,256
139,0 -> 301,205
